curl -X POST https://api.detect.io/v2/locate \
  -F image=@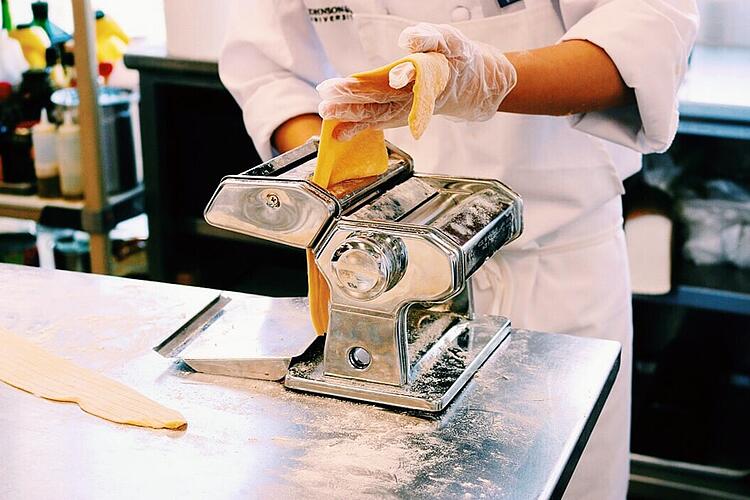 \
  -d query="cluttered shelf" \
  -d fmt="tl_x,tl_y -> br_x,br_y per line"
634,261 -> 750,316
0,184 -> 144,230
1,1 -> 142,274
678,45 -> 750,140
628,39 -> 750,314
